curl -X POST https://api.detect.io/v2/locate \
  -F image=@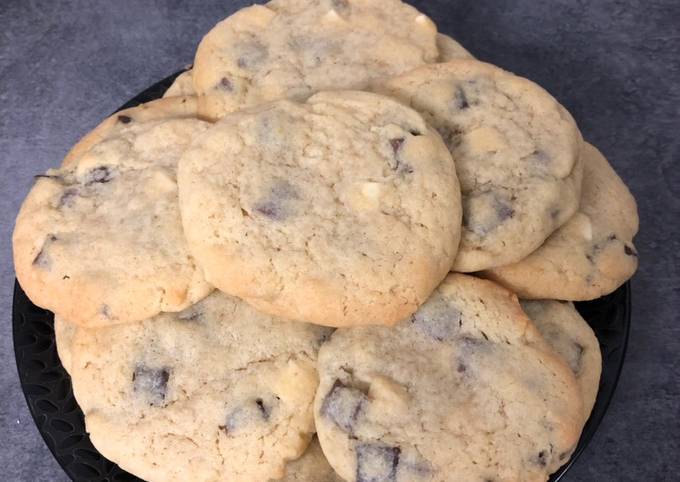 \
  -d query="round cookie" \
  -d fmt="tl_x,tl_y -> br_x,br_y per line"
193,0 -> 438,120
54,315 -> 78,375
314,273 -> 584,482
484,143 -> 639,300
521,300 -> 602,421
279,437 -> 343,482
13,98 -> 213,327
178,90 -> 461,328
69,291 -> 330,482
379,59 -> 584,272
163,70 -> 195,98
436,33 -> 474,61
